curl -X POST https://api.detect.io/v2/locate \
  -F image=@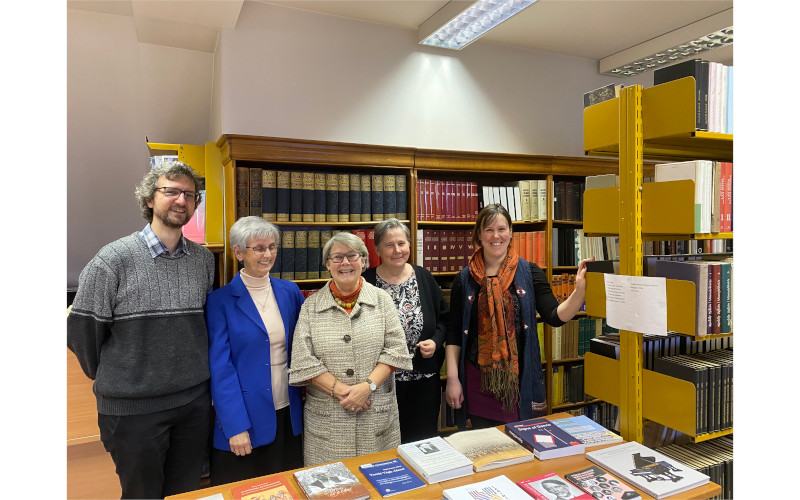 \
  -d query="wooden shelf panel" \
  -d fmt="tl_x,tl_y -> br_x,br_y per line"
585,353 -> 722,438
584,78 -> 733,162
584,181 -> 734,239
584,272 -> 731,338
